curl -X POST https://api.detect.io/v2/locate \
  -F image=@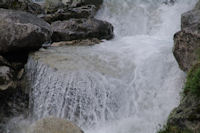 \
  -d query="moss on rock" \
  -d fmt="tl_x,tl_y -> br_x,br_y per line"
184,63 -> 200,96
